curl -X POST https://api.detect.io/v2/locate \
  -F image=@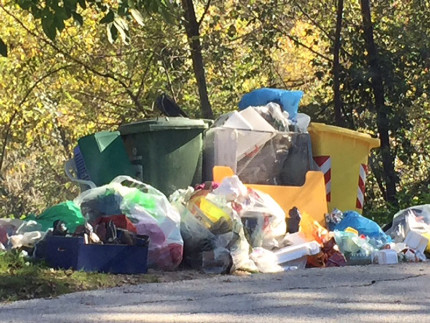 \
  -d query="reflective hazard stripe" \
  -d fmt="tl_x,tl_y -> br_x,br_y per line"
313,156 -> 331,202
356,164 -> 368,209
